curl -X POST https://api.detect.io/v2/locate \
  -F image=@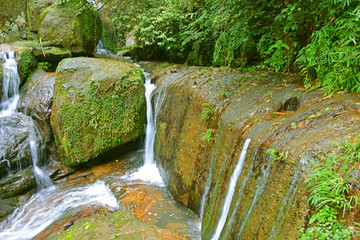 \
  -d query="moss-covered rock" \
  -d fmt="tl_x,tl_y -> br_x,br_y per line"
15,47 -> 38,83
51,57 -> 145,167
39,0 -> 101,55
